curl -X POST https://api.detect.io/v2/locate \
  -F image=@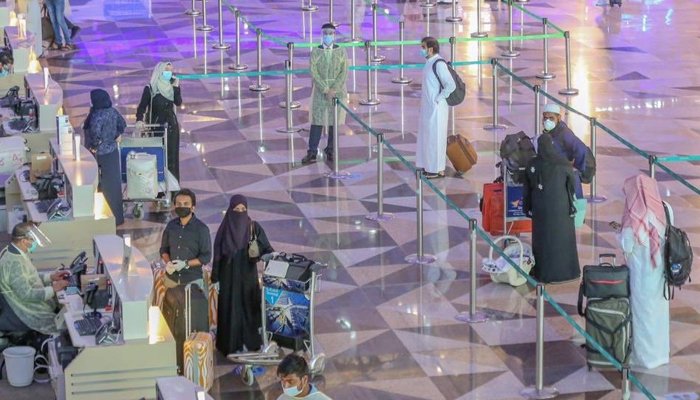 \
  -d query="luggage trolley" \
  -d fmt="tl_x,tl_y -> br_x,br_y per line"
228,253 -> 326,387
498,162 -> 530,236
119,123 -> 180,219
